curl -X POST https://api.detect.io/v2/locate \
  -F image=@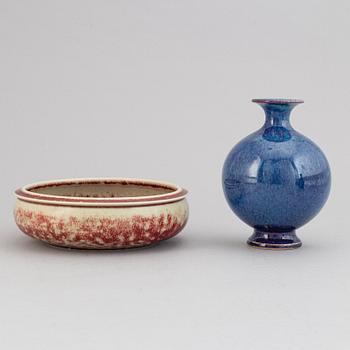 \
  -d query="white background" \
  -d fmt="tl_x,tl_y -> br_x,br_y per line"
1,0 -> 349,349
